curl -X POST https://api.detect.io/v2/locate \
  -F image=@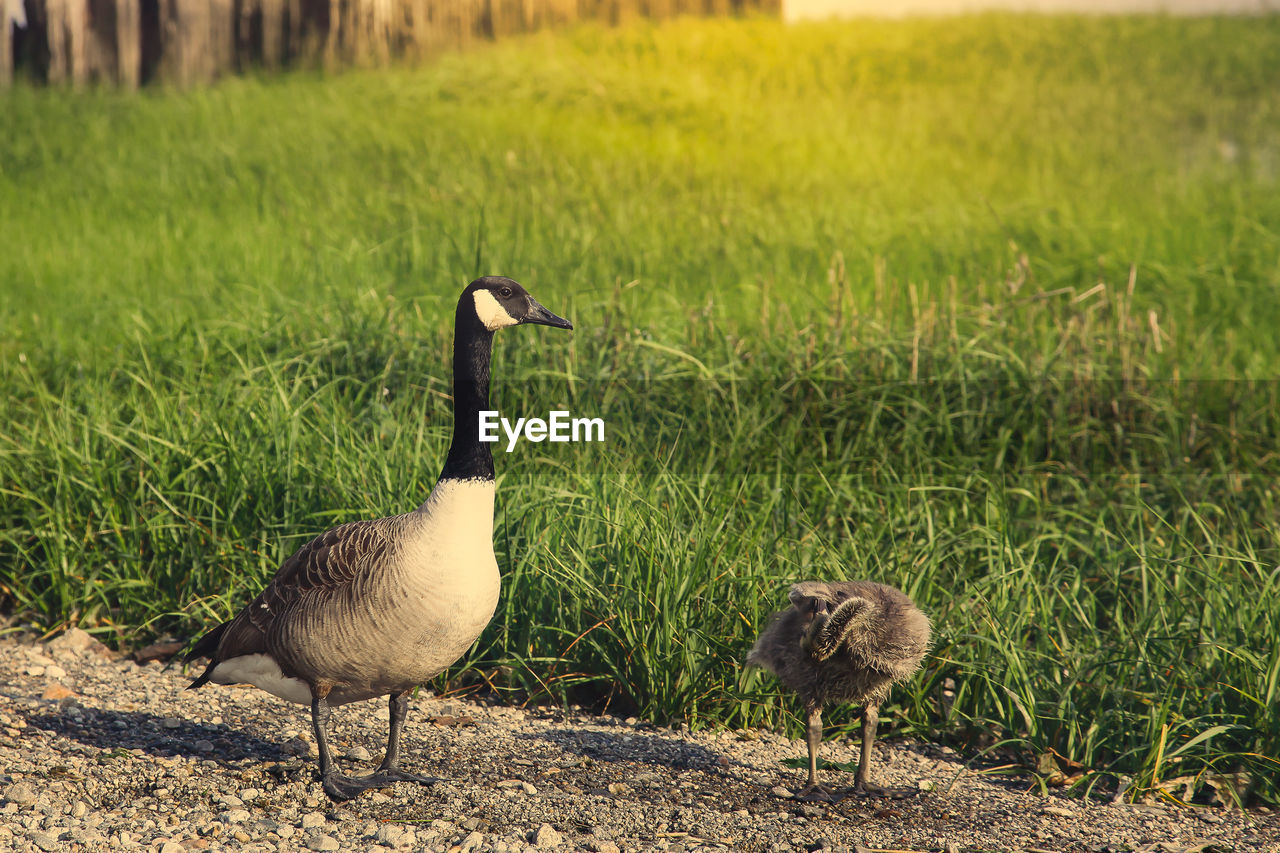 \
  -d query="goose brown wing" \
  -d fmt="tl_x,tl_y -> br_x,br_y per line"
193,521 -> 391,673
249,520 -> 391,631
